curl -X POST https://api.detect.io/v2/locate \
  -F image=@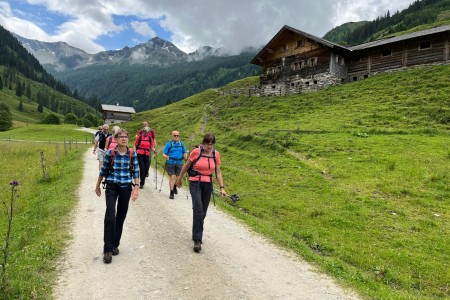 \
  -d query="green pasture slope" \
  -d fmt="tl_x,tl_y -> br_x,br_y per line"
126,66 -> 449,299
0,126 -> 91,299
